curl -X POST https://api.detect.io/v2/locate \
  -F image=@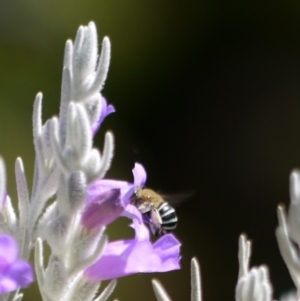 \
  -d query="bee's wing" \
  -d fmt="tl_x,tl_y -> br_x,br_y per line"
159,190 -> 196,207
